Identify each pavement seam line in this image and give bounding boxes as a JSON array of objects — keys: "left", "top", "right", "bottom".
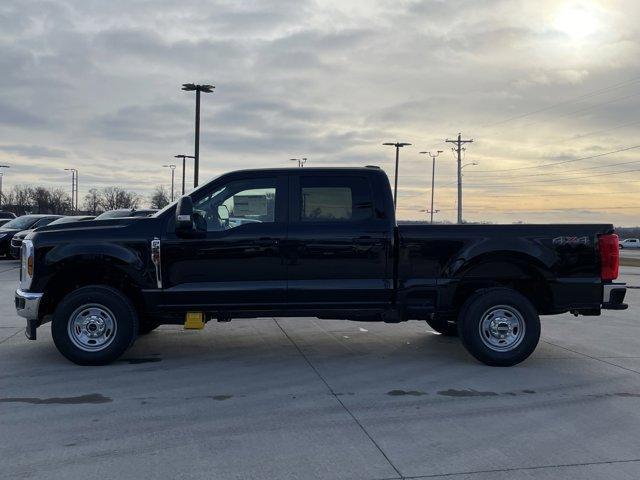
[
  {"left": 542, "top": 338, "right": 640, "bottom": 375},
  {"left": 0, "top": 328, "right": 23, "bottom": 345},
  {"left": 272, "top": 318, "right": 404, "bottom": 480},
  {"left": 395, "top": 457, "right": 640, "bottom": 479}
]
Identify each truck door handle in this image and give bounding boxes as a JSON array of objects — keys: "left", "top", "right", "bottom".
[
  {"left": 257, "top": 237, "right": 279, "bottom": 247},
  {"left": 353, "top": 236, "right": 372, "bottom": 245}
]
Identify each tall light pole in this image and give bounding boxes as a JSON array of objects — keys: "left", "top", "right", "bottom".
[
  {"left": 419, "top": 150, "right": 443, "bottom": 224},
  {"left": 383, "top": 142, "right": 411, "bottom": 211},
  {"left": 182, "top": 83, "right": 214, "bottom": 188},
  {"left": 289, "top": 158, "right": 307, "bottom": 167},
  {"left": 163, "top": 164, "right": 176, "bottom": 201},
  {"left": 0, "top": 165, "right": 9, "bottom": 208},
  {"left": 174, "top": 154, "right": 195, "bottom": 195},
  {"left": 64, "top": 168, "right": 78, "bottom": 213},
  {"left": 446, "top": 133, "right": 473, "bottom": 224}
]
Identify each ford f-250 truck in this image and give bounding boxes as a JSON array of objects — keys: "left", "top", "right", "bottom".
[{"left": 15, "top": 167, "right": 627, "bottom": 366}]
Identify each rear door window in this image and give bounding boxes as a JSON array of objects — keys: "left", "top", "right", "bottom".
[{"left": 299, "top": 176, "right": 374, "bottom": 222}]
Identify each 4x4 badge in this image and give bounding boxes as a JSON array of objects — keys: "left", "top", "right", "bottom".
[{"left": 553, "top": 236, "right": 589, "bottom": 246}]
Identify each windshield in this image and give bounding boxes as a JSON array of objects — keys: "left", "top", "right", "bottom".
[
  {"left": 2, "top": 216, "right": 38, "bottom": 230},
  {"left": 95, "top": 210, "right": 132, "bottom": 220}
]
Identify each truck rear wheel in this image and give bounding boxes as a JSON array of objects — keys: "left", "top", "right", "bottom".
[
  {"left": 426, "top": 314, "right": 458, "bottom": 336},
  {"left": 51, "top": 286, "right": 138, "bottom": 365},
  {"left": 457, "top": 287, "right": 540, "bottom": 367}
]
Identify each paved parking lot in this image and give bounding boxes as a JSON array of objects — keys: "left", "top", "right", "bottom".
[{"left": 1, "top": 260, "right": 639, "bottom": 480}]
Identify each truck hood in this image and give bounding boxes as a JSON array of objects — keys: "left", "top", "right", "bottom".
[{"left": 32, "top": 216, "right": 158, "bottom": 235}]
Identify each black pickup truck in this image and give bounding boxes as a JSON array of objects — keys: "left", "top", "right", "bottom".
[{"left": 15, "top": 167, "right": 627, "bottom": 366}]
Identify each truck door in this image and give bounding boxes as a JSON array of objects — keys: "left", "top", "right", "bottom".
[
  {"left": 285, "top": 172, "right": 393, "bottom": 309},
  {"left": 160, "top": 173, "right": 288, "bottom": 310}
]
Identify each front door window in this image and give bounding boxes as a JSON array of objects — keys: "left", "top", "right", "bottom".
[{"left": 193, "top": 178, "right": 277, "bottom": 232}]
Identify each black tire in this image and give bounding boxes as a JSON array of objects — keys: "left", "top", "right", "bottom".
[
  {"left": 52, "top": 285, "right": 138, "bottom": 365},
  {"left": 426, "top": 314, "right": 458, "bottom": 336},
  {"left": 457, "top": 287, "right": 540, "bottom": 367},
  {"left": 138, "top": 320, "right": 161, "bottom": 335}
]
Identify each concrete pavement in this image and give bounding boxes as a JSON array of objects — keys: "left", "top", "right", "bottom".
[{"left": 1, "top": 259, "right": 639, "bottom": 479}]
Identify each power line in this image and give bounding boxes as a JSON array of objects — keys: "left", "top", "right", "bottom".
[
  {"left": 471, "top": 158, "right": 640, "bottom": 179},
  {"left": 464, "top": 167, "right": 640, "bottom": 187},
  {"left": 519, "top": 91, "right": 640, "bottom": 129},
  {"left": 561, "top": 119, "right": 640, "bottom": 142},
  {"left": 481, "top": 76, "right": 640, "bottom": 128},
  {"left": 473, "top": 144, "right": 640, "bottom": 173},
  {"left": 463, "top": 205, "right": 640, "bottom": 212},
  {"left": 482, "top": 190, "right": 640, "bottom": 198}
]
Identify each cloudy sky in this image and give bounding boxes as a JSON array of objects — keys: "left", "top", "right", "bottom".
[{"left": 1, "top": 0, "right": 639, "bottom": 224}]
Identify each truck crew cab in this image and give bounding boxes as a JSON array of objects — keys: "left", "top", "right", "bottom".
[{"left": 16, "top": 167, "right": 627, "bottom": 366}]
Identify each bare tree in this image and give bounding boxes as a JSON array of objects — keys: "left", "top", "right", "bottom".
[
  {"left": 11, "top": 185, "right": 34, "bottom": 214},
  {"left": 149, "top": 185, "right": 170, "bottom": 209},
  {"left": 49, "top": 188, "right": 72, "bottom": 214},
  {"left": 83, "top": 188, "right": 103, "bottom": 215},
  {"left": 99, "top": 187, "right": 140, "bottom": 211}
]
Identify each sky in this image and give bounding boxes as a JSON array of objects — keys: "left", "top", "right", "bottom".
[{"left": 1, "top": 0, "right": 639, "bottom": 224}]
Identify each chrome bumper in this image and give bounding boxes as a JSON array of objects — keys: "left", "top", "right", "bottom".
[
  {"left": 15, "top": 289, "right": 42, "bottom": 320},
  {"left": 602, "top": 283, "right": 628, "bottom": 310}
]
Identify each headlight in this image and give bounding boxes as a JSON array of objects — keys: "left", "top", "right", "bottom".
[{"left": 20, "top": 239, "right": 34, "bottom": 290}]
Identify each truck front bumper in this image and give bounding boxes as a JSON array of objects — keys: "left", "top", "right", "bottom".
[
  {"left": 602, "top": 283, "right": 628, "bottom": 310},
  {"left": 15, "top": 289, "right": 43, "bottom": 340}
]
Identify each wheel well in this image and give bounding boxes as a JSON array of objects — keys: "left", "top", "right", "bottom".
[
  {"left": 40, "top": 264, "right": 145, "bottom": 320},
  {"left": 451, "top": 256, "right": 554, "bottom": 316},
  {"left": 453, "top": 277, "right": 553, "bottom": 315}
]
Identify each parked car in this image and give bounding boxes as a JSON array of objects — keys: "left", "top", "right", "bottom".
[
  {"left": 95, "top": 208, "right": 157, "bottom": 220},
  {"left": 619, "top": 238, "right": 640, "bottom": 249},
  {"left": 0, "top": 219, "right": 12, "bottom": 227},
  {"left": 0, "top": 215, "right": 62, "bottom": 257},
  {"left": 47, "top": 215, "right": 95, "bottom": 225},
  {"left": 15, "top": 167, "right": 627, "bottom": 366},
  {"left": 0, "top": 211, "right": 16, "bottom": 219},
  {"left": 10, "top": 215, "right": 94, "bottom": 258}
]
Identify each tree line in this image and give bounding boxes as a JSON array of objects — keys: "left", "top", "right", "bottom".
[{"left": 1, "top": 185, "right": 171, "bottom": 215}]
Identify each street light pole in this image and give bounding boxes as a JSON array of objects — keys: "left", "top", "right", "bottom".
[
  {"left": 64, "top": 168, "right": 78, "bottom": 213},
  {"left": 383, "top": 142, "right": 411, "bottom": 211},
  {"left": 182, "top": 83, "right": 214, "bottom": 188},
  {"left": 289, "top": 158, "right": 307, "bottom": 167},
  {"left": 163, "top": 164, "right": 176, "bottom": 201},
  {"left": 419, "top": 150, "right": 443, "bottom": 224},
  {"left": 174, "top": 154, "right": 195, "bottom": 195},
  {"left": 0, "top": 165, "right": 9, "bottom": 208}
]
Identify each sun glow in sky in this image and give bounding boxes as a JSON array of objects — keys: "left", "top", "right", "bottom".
[
  {"left": 0, "top": 0, "right": 639, "bottom": 225},
  {"left": 553, "top": 2, "right": 600, "bottom": 39}
]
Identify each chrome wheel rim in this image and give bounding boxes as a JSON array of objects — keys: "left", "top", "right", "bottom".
[
  {"left": 479, "top": 305, "right": 525, "bottom": 352},
  {"left": 67, "top": 304, "right": 117, "bottom": 352}
]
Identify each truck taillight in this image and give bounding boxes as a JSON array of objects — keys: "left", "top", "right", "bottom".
[{"left": 598, "top": 233, "right": 619, "bottom": 281}]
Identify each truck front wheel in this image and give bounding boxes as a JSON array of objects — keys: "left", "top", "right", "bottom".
[
  {"left": 457, "top": 288, "right": 540, "bottom": 367},
  {"left": 51, "top": 286, "right": 139, "bottom": 365}
]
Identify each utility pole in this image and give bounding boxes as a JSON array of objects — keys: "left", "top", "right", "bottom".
[
  {"left": 163, "top": 164, "right": 176, "bottom": 201},
  {"left": 182, "top": 83, "right": 214, "bottom": 188},
  {"left": 383, "top": 142, "right": 411, "bottom": 211},
  {"left": 0, "top": 165, "right": 9, "bottom": 208},
  {"left": 174, "top": 154, "right": 195, "bottom": 195},
  {"left": 446, "top": 133, "right": 473, "bottom": 224},
  {"left": 419, "top": 150, "right": 442, "bottom": 224},
  {"left": 289, "top": 158, "right": 307, "bottom": 167}
]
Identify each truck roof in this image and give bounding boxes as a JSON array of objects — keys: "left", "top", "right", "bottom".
[{"left": 215, "top": 166, "right": 385, "bottom": 176}]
